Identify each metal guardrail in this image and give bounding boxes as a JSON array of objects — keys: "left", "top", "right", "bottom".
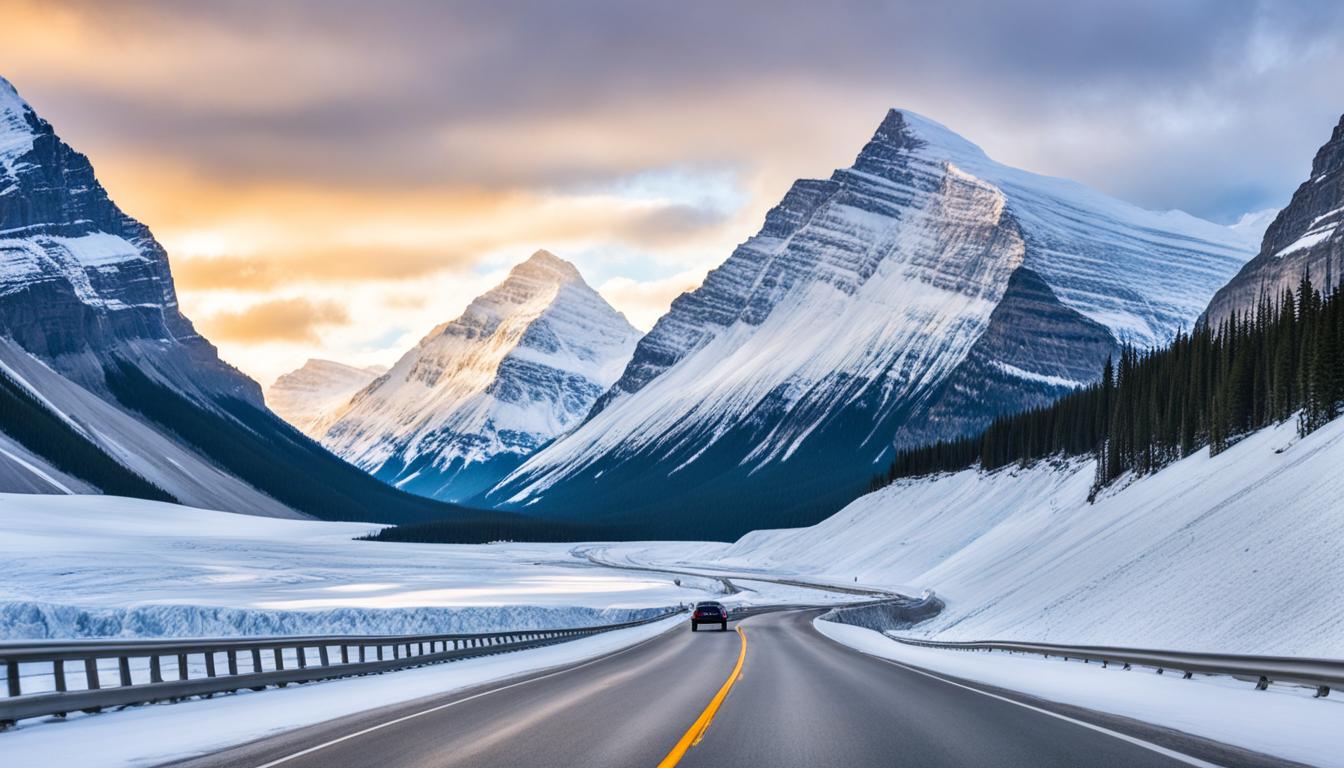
[
  {"left": 0, "top": 610, "right": 683, "bottom": 726},
  {"left": 886, "top": 635, "right": 1341, "bottom": 698}
]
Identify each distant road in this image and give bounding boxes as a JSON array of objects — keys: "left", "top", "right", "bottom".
[
  {"left": 581, "top": 548, "right": 896, "bottom": 597},
  {"left": 170, "top": 610, "right": 1297, "bottom": 768}
]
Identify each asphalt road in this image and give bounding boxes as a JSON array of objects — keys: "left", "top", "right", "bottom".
[{"left": 170, "top": 610, "right": 1301, "bottom": 768}]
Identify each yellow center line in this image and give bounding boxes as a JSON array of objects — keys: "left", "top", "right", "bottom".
[{"left": 657, "top": 625, "right": 748, "bottom": 767}]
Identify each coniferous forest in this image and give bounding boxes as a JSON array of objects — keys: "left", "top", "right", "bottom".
[
  {"left": 0, "top": 366, "right": 177, "bottom": 501},
  {"left": 874, "top": 275, "right": 1344, "bottom": 494}
]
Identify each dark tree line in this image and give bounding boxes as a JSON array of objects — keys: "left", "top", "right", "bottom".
[
  {"left": 0, "top": 366, "right": 177, "bottom": 501},
  {"left": 873, "top": 274, "right": 1344, "bottom": 494}
]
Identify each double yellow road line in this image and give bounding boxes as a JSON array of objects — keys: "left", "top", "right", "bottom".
[{"left": 657, "top": 626, "right": 748, "bottom": 767}]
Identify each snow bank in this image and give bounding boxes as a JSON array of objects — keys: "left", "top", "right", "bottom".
[
  {"left": 637, "top": 416, "right": 1344, "bottom": 657},
  {"left": 817, "top": 621, "right": 1344, "bottom": 768},
  {"left": 0, "top": 601, "right": 665, "bottom": 640}
]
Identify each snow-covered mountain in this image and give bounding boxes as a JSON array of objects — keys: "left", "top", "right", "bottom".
[
  {"left": 1204, "top": 112, "right": 1344, "bottom": 327},
  {"left": 0, "top": 74, "right": 522, "bottom": 530},
  {"left": 488, "top": 109, "right": 1256, "bottom": 538},
  {"left": 0, "top": 77, "right": 254, "bottom": 402},
  {"left": 308, "top": 251, "right": 641, "bottom": 502},
  {"left": 266, "top": 359, "right": 386, "bottom": 433}
]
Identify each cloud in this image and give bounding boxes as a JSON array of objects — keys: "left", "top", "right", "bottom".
[
  {"left": 10, "top": 0, "right": 1342, "bottom": 217},
  {"left": 198, "top": 298, "right": 350, "bottom": 343},
  {"left": 598, "top": 268, "right": 709, "bottom": 331},
  {"left": 6, "top": 0, "right": 1344, "bottom": 381}
]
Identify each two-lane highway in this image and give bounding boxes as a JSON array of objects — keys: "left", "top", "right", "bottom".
[{"left": 171, "top": 610, "right": 1298, "bottom": 768}]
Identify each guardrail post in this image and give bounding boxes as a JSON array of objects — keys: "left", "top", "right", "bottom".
[
  {"left": 251, "top": 648, "right": 262, "bottom": 673},
  {"left": 296, "top": 647, "right": 307, "bottom": 669},
  {"left": 359, "top": 645, "right": 366, "bottom": 663},
  {"left": 84, "top": 658, "right": 100, "bottom": 690},
  {"left": 392, "top": 644, "right": 400, "bottom": 660},
  {"left": 178, "top": 653, "right": 189, "bottom": 681},
  {"left": 376, "top": 645, "right": 384, "bottom": 661},
  {"left": 227, "top": 650, "right": 239, "bottom": 676},
  {"left": 150, "top": 655, "right": 163, "bottom": 683},
  {"left": 118, "top": 657, "right": 131, "bottom": 687},
  {"left": 319, "top": 646, "right": 330, "bottom": 667},
  {"left": 5, "top": 660, "right": 18, "bottom": 697},
  {"left": 274, "top": 648, "right": 284, "bottom": 671},
  {"left": 52, "top": 659, "right": 67, "bottom": 692},
  {"left": 341, "top": 645, "right": 349, "bottom": 664},
  {"left": 205, "top": 652, "right": 217, "bottom": 678}
]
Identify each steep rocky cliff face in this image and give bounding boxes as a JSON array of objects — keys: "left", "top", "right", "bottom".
[
  {"left": 1204, "top": 113, "right": 1344, "bottom": 326},
  {"left": 487, "top": 110, "right": 1254, "bottom": 539},
  {"left": 0, "top": 77, "right": 255, "bottom": 402},
  {"left": 307, "top": 251, "right": 641, "bottom": 502}
]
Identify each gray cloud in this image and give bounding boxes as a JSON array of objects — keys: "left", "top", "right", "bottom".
[{"left": 14, "top": 0, "right": 1344, "bottom": 220}]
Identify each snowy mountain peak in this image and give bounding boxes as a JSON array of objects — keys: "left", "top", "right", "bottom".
[
  {"left": 512, "top": 249, "right": 583, "bottom": 284},
  {"left": 488, "top": 108, "right": 1256, "bottom": 537},
  {"left": 265, "top": 359, "right": 387, "bottom": 434},
  {"left": 295, "top": 251, "right": 642, "bottom": 502},
  {"left": 0, "top": 76, "right": 38, "bottom": 164},
  {"left": 867, "top": 109, "right": 991, "bottom": 163}
]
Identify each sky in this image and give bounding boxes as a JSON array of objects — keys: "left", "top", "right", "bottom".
[{"left": 2, "top": 0, "right": 1343, "bottom": 384}]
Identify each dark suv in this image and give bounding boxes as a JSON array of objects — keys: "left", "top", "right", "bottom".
[{"left": 691, "top": 601, "right": 728, "bottom": 631}]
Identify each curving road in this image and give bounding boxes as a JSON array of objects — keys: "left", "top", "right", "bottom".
[{"left": 169, "top": 610, "right": 1298, "bottom": 768}]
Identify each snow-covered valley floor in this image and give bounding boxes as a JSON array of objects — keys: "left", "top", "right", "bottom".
[{"left": 0, "top": 495, "right": 831, "bottom": 640}]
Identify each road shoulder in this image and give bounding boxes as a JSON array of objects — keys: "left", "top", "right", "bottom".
[{"left": 814, "top": 619, "right": 1330, "bottom": 768}]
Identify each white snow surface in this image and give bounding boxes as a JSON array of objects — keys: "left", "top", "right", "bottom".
[
  {"left": 1275, "top": 225, "right": 1337, "bottom": 259},
  {"left": 612, "top": 415, "right": 1344, "bottom": 657},
  {"left": 312, "top": 250, "right": 641, "bottom": 484},
  {"left": 264, "top": 358, "right": 385, "bottom": 433},
  {"left": 1228, "top": 207, "right": 1280, "bottom": 249},
  {"left": 0, "top": 494, "right": 766, "bottom": 640},
  {"left": 1, "top": 614, "right": 685, "bottom": 767},
  {"left": 818, "top": 621, "right": 1344, "bottom": 768},
  {"left": 0, "top": 76, "right": 35, "bottom": 175},
  {"left": 0, "top": 234, "right": 148, "bottom": 306}
]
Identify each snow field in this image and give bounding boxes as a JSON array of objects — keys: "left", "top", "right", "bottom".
[{"left": 0, "top": 495, "right": 754, "bottom": 641}]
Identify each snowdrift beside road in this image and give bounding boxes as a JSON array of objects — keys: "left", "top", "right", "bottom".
[{"left": 625, "top": 415, "right": 1344, "bottom": 657}]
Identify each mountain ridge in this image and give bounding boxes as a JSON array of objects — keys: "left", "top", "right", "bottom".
[
  {"left": 1204, "top": 112, "right": 1344, "bottom": 326},
  {"left": 485, "top": 108, "right": 1255, "bottom": 538},
  {"left": 297, "top": 249, "right": 642, "bottom": 502}
]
